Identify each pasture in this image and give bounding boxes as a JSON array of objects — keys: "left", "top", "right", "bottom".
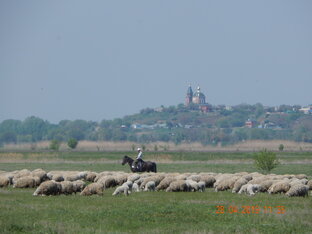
[{"left": 0, "top": 151, "right": 311, "bottom": 233}]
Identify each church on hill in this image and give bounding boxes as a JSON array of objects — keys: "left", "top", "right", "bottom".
[{"left": 185, "top": 85, "right": 210, "bottom": 112}]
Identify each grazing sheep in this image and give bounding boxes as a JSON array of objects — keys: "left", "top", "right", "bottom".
[
  {"left": 268, "top": 181, "right": 291, "bottom": 194},
  {"left": 97, "top": 176, "right": 117, "bottom": 189},
  {"left": 232, "top": 178, "right": 248, "bottom": 193},
  {"left": 286, "top": 184, "right": 309, "bottom": 197},
  {"left": 294, "top": 174, "right": 307, "bottom": 180},
  {"left": 199, "top": 175, "right": 216, "bottom": 188},
  {"left": 307, "top": 180, "right": 312, "bottom": 190},
  {"left": 112, "top": 184, "right": 129, "bottom": 196},
  {"left": 72, "top": 180, "right": 86, "bottom": 193},
  {"left": 238, "top": 184, "right": 261, "bottom": 196},
  {"left": 115, "top": 174, "right": 128, "bottom": 185},
  {"left": 156, "top": 177, "right": 177, "bottom": 191},
  {"left": 122, "top": 181, "right": 133, "bottom": 191},
  {"left": 31, "top": 169, "right": 48, "bottom": 183},
  {"left": 85, "top": 172, "right": 98, "bottom": 182},
  {"left": 198, "top": 181, "right": 206, "bottom": 192},
  {"left": 33, "top": 181, "right": 61, "bottom": 196},
  {"left": 51, "top": 174, "right": 64, "bottom": 182},
  {"left": 132, "top": 182, "right": 140, "bottom": 192},
  {"left": 80, "top": 183, "right": 104, "bottom": 196},
  {"left": 140, "top": 175, "right": 165, "bottom": 190},
  {"left": 60, "top": 181, "right": 75, "bottom": 195},
  {"left": 144, "top": 181, "right": 156, "bottom": 192},
  {"left": 127, "top": 174, "right": 140, "bottom": 182},
  {"left": 187, "top": 175, "right": 201, "bottom": 182},
  {"left": 215, "top": 176, "right": 240, "bottom": 192},
  {"left": 166, "top": 180, "right": 189, "bottom": 192},
  {"left": 0, "top": 176, "right": 11, "bottom": 187},
  {"left": 259, "top": 180, "right": 275, "bottom": 192},
  {"left": 13, "top": 176, "right": 36, "bottom": 188},
  {"left": 186, "top": 180, "right": 199, "bottom": 192}
]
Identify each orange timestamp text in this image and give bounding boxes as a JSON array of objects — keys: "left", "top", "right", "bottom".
[{"left": 215, "top": 205, "right": 286, "bottom": 214}]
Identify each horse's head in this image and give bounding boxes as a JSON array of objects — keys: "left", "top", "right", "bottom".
[{"left": 121, "top": 155, "right": 129, "bottom": 165}]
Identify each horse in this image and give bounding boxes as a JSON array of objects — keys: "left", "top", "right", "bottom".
[{"left": 121, "top": 155, "right": 157, "bottom": 173}]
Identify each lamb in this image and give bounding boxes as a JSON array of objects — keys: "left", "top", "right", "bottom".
[
  {"left": 238, "top": 184, "right": 261, "bottom": 196},
  {"left": 186, "top": 180, "right": 199, "bottom": 192},
  {"left": 232, "top": 178, "right": 248, "bottom": 193},
  {"left": 122, "top": 181, "right": 133, "bottom": 191},
  {"left": 132, "top": 182, "right": 140, "bottom": 192},
  {"left": 112, "top": 184, "right": 130, "bottom": 196},
  {"left": 144, "top": 181, "right": 156, "bottom": 192},
  {"left": 286, "top": 184, "right": 309, "bottom": 197},
  {"left": 33, "top": 180, "right": 61, "bottom": 196},
  {"left": 268, "top": 181, "right": 291, "bottom": 194},
  {"left": 166, "top": 180, "right": 189, "bottom": 192},
  {"left": 80, "top": 183, "right": 104, "bottom": 196},
  {"left": 198, "top": 181, "right": 206, "bottom": 192},
  {"left": 13, "top": 176, "right": 36, "bottom": 188}
]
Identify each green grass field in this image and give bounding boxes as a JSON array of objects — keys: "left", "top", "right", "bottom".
[{"left": 0, "top": 151, "right": 311, "bottom": 233}]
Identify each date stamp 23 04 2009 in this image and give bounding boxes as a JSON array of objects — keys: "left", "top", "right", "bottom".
[{"left": 215, "top": 205, "right": 286, "bottom": 214}]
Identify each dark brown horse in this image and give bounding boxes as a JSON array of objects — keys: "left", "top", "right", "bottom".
[{"left": 122, "top": 155, "right": 157, "bottom": 173}]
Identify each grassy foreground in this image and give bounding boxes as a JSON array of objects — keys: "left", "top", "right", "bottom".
[{"left": 0, "top": 151, "right": 311, "bottom": 233}]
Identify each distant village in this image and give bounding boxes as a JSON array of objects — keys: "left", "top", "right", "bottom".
[{"left": 131, "top": 84, "right": 312, "bottom": 130}]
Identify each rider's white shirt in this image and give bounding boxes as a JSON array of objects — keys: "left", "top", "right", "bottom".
[{"left": 137, "top": 151, "right": 143, "bottom": 160}]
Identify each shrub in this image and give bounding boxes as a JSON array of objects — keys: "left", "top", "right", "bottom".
[
  {"left": 50, "top": 140, "right": 60, "bottom": 151},
  {"left": 254, "top": 149, "right": 279, "bottom": 173},
  {"left": 279, "top": 144, "right": 284, "bottom": 151},
  {"left": 67, "top": 138, "right": 78, "bottom": 149}
]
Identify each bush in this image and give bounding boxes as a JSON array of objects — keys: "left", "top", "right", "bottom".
[
  {"left": 67, "top": 138, "right": 78, "bottom": 149},
  {"left": 50, "top": 140, "right": 60, "bottom": 151},
  {"left": 279, "top": 144, "right": 284, "bottom": 151},
  {"left": 254, "top": 149, "right": 279, "bottom": 173}
]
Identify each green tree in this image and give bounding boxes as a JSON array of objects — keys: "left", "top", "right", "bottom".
[
  {"left": 67, "top": 138, "right": 78, "bottom": 149},
  {"left": 254, "top": 149, "right": 279, "bottom": 173},
  {"left": 50, "top": 140, "right": 61, "bottom": 151}
]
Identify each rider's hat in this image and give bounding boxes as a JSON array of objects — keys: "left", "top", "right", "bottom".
[{"left": 137, "top": 148, "right": 141, "bottom": 151}]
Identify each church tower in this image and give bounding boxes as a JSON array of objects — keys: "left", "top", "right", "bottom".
[
  {"left": 192, "top": 86, "right": 206, "bottom": 104},
  {"left": 185, "top": 85, "right": 193, "bottom": 106}
]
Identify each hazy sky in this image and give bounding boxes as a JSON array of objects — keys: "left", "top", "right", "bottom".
[{"left": 1, "top": 1, "right": 311, "bottom": 123}]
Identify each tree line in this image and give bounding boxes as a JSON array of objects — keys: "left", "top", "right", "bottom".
[{"left": 0, "top": 103, "right": 312, "bottom": 146}]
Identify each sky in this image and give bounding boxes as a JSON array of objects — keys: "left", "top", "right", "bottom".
[{"left": 1, "top": 1, "right": 311, "bottom": 123}]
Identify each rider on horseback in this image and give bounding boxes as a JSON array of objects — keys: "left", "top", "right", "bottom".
[{"left": 133, "top": 148, "right": 143, "bottom": 171}]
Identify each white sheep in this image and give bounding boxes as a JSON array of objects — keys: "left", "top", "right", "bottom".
[
  {"left": 132, "top": 182, "right": 140, "bottom": 192},
  {"left": 112, "top": 184, "right": 129, "bottom": 196},
  {"left": 232, "top": 178, "right": 248, "bottom": 193},
  {"left": 238, "top": 184, "right": 261, "bottom": 196},
  {"left": 144, "top": 181, "right": 156, "bottom": 192}
]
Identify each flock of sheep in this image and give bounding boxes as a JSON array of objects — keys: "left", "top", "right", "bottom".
[{"left": 0, "top": 169, "right": 311, "bottom": 197}]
